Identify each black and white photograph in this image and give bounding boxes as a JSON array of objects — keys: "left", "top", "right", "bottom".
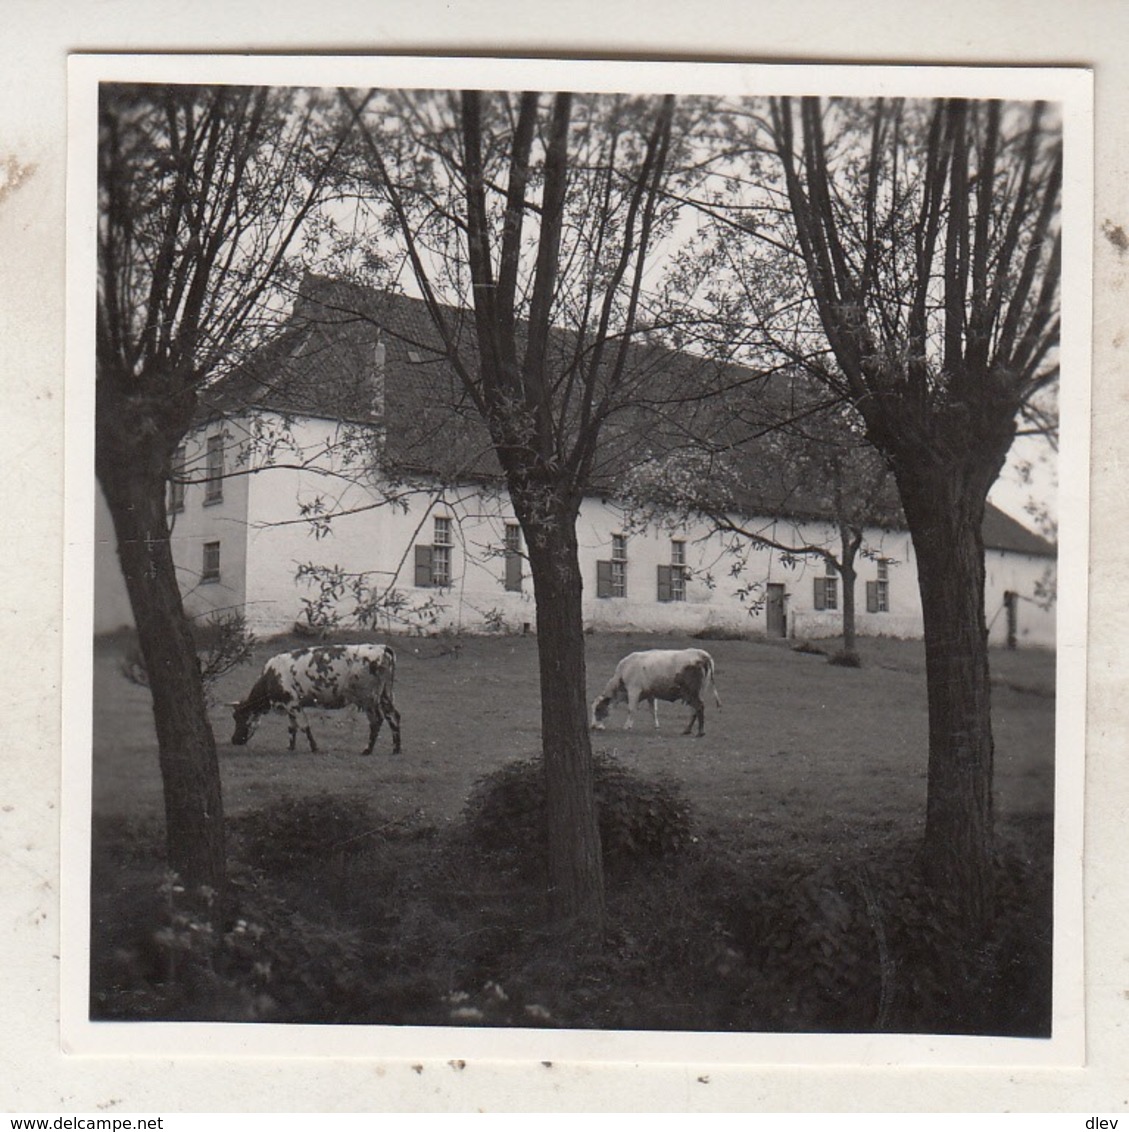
[
  {"left": 60, "top": 55, "right": 1089, "bottom": 1069},
  {"left": 1, "top": 0, "right": 1127, "bottom": 1110}
]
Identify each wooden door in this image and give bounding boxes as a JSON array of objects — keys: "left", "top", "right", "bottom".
[{"left": 766, "top": 583, "right": 787, "bottom": 638}]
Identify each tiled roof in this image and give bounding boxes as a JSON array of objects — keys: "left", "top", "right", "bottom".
[
  {"left": 982, "top": 503, "right": 1056, "bottom": 557},
  {"left": 202, "top": 276, "right": 498, "bottom": 481},
  {"left": 205, "top": 273, "right": 1055, "bottom": 559}
]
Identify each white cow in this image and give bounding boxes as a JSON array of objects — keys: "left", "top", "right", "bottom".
[
  {"left": 231, "top": 643, "right": 401, "bottom": 756},
  {"left": 590, "top": 648, "right": 721, "bottom": 737}
]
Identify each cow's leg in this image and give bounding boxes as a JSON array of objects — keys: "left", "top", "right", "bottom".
[
  {"left": 650, "top": 697, "right": 660, "bottom": 729},
  {"left": 683, "top": 694, "right": 705, "bottom": 736},
  {"left": 624, "top": 688, "right": 640, "bottom": 730},
  {"left": 361, "top": 704, "right": 382, "bottom": 756},
  {"left": 361, "top": 693, "right": 401, "bottom": 756},
  {"left": 286, "top": 710, "right": 299, "bottom": 751},
  {"left": 384, "top": 695, "right": 402, "bottom": 754},
  {"left": 296, "top": 708, "right": 318, "bottom": 752}
]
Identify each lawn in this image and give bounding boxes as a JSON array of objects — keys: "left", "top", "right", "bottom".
[
  {"left": 88, "top": 629, "right": 1057, "bottom": 1035},
  {"left": 92, "top": 629, "right": 1055, "bottom": 837}
]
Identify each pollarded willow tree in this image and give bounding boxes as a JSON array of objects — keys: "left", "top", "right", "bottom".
[
  {"left": 749, "top": 96, "right": 1062, "bottom": 935},
  {"left": 97, "top": 84, "right": 359, "bottom": 894},
  {"left": 336, "top": 88, "right": 725, "bottom": 937}
]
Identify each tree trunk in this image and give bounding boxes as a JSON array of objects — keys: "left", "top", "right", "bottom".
[
  {"left": 522, "top": 508, "right": 606, "bottom": 943},
  {"left": 96, "top": 445, "right": 226, "bottom": 900},
  {"left": 840, "top": 553, "right": 858, "bottom": 658},
  {"left": 897, "top": 468, "right": 996, "bottom": 937}
]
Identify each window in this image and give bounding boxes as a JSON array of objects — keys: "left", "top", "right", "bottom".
[
  {"left": 596, "top": 534, "right": 628, "bottom": 599},
  {"left": 204, "top": 435, "right": 224, "bottom": 504},
  {"left": 504, "top": 523, "right": 523, "bottom": 592},
  {"left": 415, "top": 516, "right": 453, "bottom": 588},
  {"left": 813, "top": 559, "right": 838, "bottom": 611},
  {"left": 876, "top": 559, "right": 890, "bottom": 611},
  {"left": 866, "top": 558, "right": 890, "bottom": 613},
  {"left": 671, "top": 539, "right": 687, "bottom": 602},
  {"left": 168, "top": 445, "right": 186, "bottom": 513},
  {"left": 202, "top": 541, "right": 221, "bottom": 583},
  {"left": 658, "top": 539, "right": 687, "bottom": 602},
  {"left": 611, "top": 534, "right": 627, "bottom": 597},
  {"left": 432, "top": 517, "right": 452, "bottom": 586}
]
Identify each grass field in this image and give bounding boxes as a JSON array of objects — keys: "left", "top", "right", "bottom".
[
  {"left": 93, "top": 629, "right": 1054, "bottom": 834},
  {"left": 89, "top": 629, "right": 1057, "bottom": 1034}
]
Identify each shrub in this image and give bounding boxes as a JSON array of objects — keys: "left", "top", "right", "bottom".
[
  {"left": 792, "top": 640, "right": 827, "bottom": 657},
  {"left": 726, "top": 859, "right": 883, "bottom": 1031},
  {"left": 828, "top": 649, "right": 862, "bottom": 668},
  {"left": 692, "top": 625, "right": 747, "bottom": 641},
  {"left": 193, "top": 611, "right": 257, "bottom": 685},
  {"left": 92, "top": 810, "right": 164, "bottom": 850},
  {"left": 481, "top": 607, "right": 508, "bottom": 633},
  {"left": 116, "top": 611, "right": 256, "bottom": 691},
  {"left": 230, "top": 792, "right": 381, "bottom": 873},
  {"left": 724, "top": 834, "right": 1053, "bottom": 1034},
  {"left": 90, "top": 814, "right": 1051, "bottom": 1033},
  {"left": 462, "top": 753, "right": 694, "bottom": 873},
  {"left": 91, "top": 867, "right": 375, "bottom": 1023}
]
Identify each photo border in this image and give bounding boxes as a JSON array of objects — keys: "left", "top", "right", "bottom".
[{"left": 62, "top": 52, "right": 1092, "bottom": 1067}]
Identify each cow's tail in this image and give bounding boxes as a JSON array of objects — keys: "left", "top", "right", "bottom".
[
  {"left": 383, "top": 645, "right": 397, "bottom": 693},
  {"left": 705, "top": 656, "right": 721, "bottom": 708}
]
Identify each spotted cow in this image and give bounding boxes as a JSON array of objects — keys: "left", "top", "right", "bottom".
[
  {"left": 230, "top": 644, "right": 401, "bottom": 756},
  {"left": 591, "top": 647, "right": 721, "bottom": 737}
]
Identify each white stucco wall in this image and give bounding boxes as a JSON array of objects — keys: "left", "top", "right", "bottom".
[
  {"left": 984, "top": 545, "right": 1057, "bottom": 648},
  {"left": 207, "top": 412, "right": 539, "bottom": 636},
  {"left": 576, "top": 503, "right": 925, "bottom": 641},
  {"left": 141, "top": 410, "right": 1057, "bottom": 650},
  {"left": 168, "top": 426, "right": 251, "bottom": 627},
  {"left": 93, "top": 440, "right": 253, "bottom": 636}
]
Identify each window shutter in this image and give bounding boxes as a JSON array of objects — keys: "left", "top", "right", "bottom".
[
  {"left": 596, "top": 560, "right": 612, "bottom": 598},
  {"left": 657, "top": 564, "right": 672, "bottom": 602},
  {"left": 505, "top": 551, "right": 522, "bottom": 592},
  {"left": 813, "top": 577, "right": 826, "bottom": 611},
  {"left": 415, "top": 544, "right": 434, "bottom": 587},
  {"left": 866, "top": 580, "right": 879, "bottom": 613}
]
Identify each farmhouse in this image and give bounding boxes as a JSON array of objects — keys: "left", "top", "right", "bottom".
[{"left": 93, "top": 275, "right": 1056, "bottom": 647}]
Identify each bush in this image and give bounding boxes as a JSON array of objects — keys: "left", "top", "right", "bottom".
[
  {"left": 462, "top": 753, "right": 694, "bottom": 873},
  {"left": 724, "top": 834, "right": 1053, "bottom": 1034},
  {"left": 193, "top": 611, "right": 257, "bottom": 686},
  {"left": 90, "top": 757, "right": 1051, "bottom": 1035},
  {"left": 230, "top": 792, "right": 381, "bottom": 873},
  {"left": 116, "top": 611, "right": 256, "bottom": 691},
  {"left": 692, "top": 625, "right": 747, "bottom": 641},
  {"left": 91, "top": 868, "right": 375, "bottom": 1023},
  {"left": 828, "top": 649, "right": 862, "bottom": 668},
  {"left": 792, "top": 640, "right": 827, "bottom": 657}
]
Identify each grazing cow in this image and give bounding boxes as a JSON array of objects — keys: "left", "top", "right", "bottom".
[
  {"left": 591, "top": 647, "right": 721, "bottom": 737},
  {"left": 230, "top": 644, "right": 401, "bottom": 756}
]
